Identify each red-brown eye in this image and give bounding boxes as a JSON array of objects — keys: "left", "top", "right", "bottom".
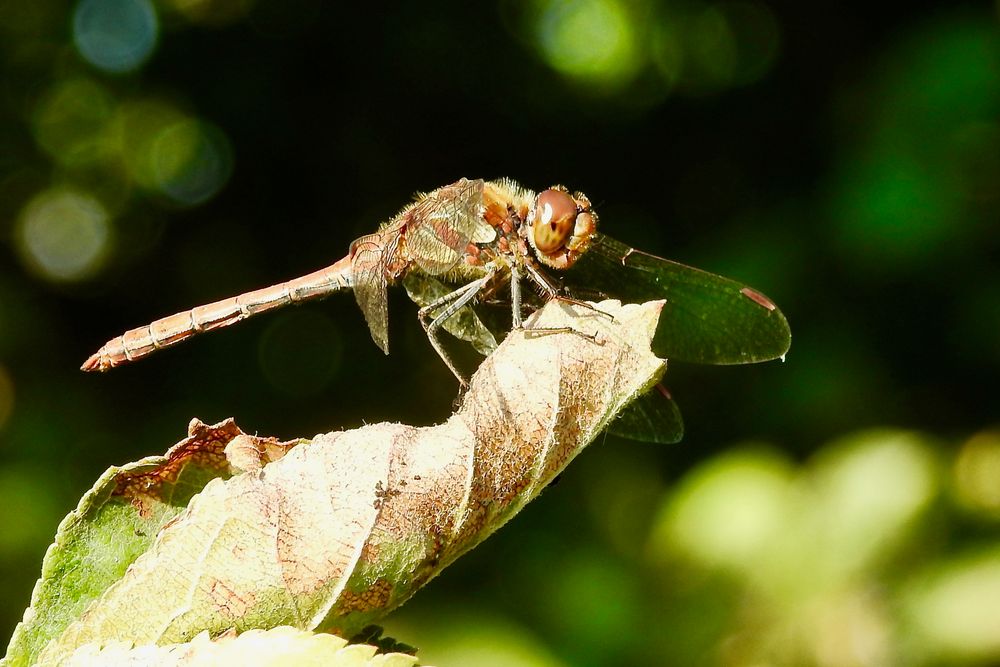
[{"left": 533, "top": 189, "right": 578, "bottom": 253}]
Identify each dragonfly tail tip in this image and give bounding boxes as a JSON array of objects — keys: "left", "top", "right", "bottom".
[{"left": 80, "top": 352, "right": 105, "bottom": 372}]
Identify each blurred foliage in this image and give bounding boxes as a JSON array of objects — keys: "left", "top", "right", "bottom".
[
  {"left": 1, "top": 0, "right": 999, "bottom": 665},
  {"left": 386, "top": 428, "right": 1000, "bottom": 666}
]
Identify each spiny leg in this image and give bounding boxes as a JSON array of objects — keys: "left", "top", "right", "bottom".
[
  {"left": 418, "top": 268, "right": 497, "bottom": 386},
  {"left": 507, "top": 262, "right": 582, "bottom": 339},
  {"left": 521, "top": 258, "right": 614, "bottom": 320},
  {"left": 517, "top": 259, "right": 609, "bottom": 343},
  {"left": 510, "top": 262, "right": 524, "bottom": 329}
]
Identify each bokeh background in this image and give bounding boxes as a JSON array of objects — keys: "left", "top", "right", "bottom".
[{"left": 2, "top": 0, "right": 1000, "bottom": 664}]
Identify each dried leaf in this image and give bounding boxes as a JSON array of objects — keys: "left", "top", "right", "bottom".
[{"left": 3, "top": 299, "right": 666, "bottom": 667}]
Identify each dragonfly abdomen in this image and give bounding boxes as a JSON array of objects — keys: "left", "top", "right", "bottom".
[{"left": 82, "top": 256, "right": 354, "bottom": 372}]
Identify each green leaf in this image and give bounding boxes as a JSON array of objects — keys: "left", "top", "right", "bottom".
[{"left": 1, "top": 419, "right": 264, "bottom": 667}]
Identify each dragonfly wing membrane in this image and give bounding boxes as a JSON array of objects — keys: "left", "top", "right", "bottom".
[
  {"left": 402, "top": 272, "right": 499, "bottom": 356},
  {"left": 350, "top": 231, "right": 393, "bottom": 354},
  {"left": 566, "top": 235, "right": 791, "bottom": 365},
  {"left": 608, "top": 386, "right": 684, "bottom": 444},
  {"left": 407, "top": 178, "right": 485, "bottom": 276}
]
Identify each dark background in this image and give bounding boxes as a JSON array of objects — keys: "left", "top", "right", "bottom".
[{"left": 2, "top": 1, "right": 1000, "bottom": 664}]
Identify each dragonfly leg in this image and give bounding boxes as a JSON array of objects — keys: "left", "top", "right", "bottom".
[
  {"left": 514, "top": 259, "right": 607, "bottom": 344},
  {"left": 521, "top": 258, "right": 614, "bottom": 322},
  {"left": 510, "top": 263, "right": 524, "bottom": 329},
  {"left": 521, "top": 257, "right": 561, "bottom": 300},
  {"left": 522, "top": 324, "right": 603, "bottom": 345},
  {"left": 418, "top": 269, "right": 497, "bottom": 386}
]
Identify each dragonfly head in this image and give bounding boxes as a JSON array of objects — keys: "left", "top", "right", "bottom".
[{"left": 526, "top": 186, "right": 598, "bottom": 271}]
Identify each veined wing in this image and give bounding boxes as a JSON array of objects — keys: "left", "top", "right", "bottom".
[
  {"left": 402, "top": 272, "right": 499, "bottom": 356},
  {"left": 349, "top": 179, "right": 486, "bottom": 355},
  {"left": 350, "top": 229, "right": 396, "bottom": 354},
  {"left": 564, "top": 234, "right": 791, "bottom": 364},
  {"left": 608, "top": 384, "right": 684, "bottom": 444},
  {"left": 407, "top": 178, "right": 486, "bottom": 275}
]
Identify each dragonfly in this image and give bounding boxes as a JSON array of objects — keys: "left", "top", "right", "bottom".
[{"left": 83, "top": 177, "right": 790, "bottom": 443}]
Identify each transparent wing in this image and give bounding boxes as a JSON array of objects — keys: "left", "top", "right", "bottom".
[
  {"left": 350, "top": 230, "right": 394, "bottom": 354},
  {"left": 402, "top": 272, "right": 499, "bottom": 356},
  {"left": 563, "top": 234, "right": 791, "bottom": 364},
  {"left": 607, "top": 384, "right": 684, "bottom": 444},
  {"left": 406, "top": 178, "right": 485, "bottom": 276}
]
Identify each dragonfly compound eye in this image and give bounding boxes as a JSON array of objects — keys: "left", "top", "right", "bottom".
[{"left": 533, "top": 189, "right": 578, "bottom": 253}]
